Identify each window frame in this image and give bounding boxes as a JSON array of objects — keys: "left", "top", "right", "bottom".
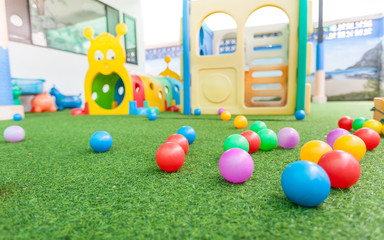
[{"left": 123, "top": 13, "right": 138, "bottom": 65}]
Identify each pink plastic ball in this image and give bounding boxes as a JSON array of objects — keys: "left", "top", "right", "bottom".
[
  {"left": 327, "top": 128, "right": 351, "bottom": 149},
  {"left": 218, "top": 108, "right": 225, "bottom": 115},
  {"left": 277, "top": 127, "right": 300, "bottom": 149},
  {"left": 219, "top": 148, "right": 254, "bottom": 183},
  {"left": 3, "top": 125, "right": 25, "bottom": 143}
]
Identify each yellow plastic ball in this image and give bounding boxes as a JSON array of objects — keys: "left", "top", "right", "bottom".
[
  {"left": 363, "top": 119, "right": 382, "bottom": 134},
  {"left": 300, "top": 140, "right": 332, "bottom": 164},
  {"left": 333, "top": 135, "right": 366, "bottom": 161},
  {"left": 221, "top": 111, "right": 231, "bottom": 121},
  {"left": 234, "top": 115, "right": 248, "bottom": 129}
]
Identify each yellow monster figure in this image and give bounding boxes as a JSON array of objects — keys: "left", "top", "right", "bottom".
[{"left": 83, "top": 23, "right": 133, "bottom": 115}]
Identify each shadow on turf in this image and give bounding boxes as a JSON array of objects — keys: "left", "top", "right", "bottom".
[
  {"left": 0, "top": 186, "right": 16, "bottom": 200},
  {"left": 155, "top": 117, "right": 298, "bottom": 122}
]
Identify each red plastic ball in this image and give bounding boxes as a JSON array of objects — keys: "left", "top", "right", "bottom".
[
  {"left": 338, "top": 116, "right": 353, "bottom": 131},
  {"left": 318, "top": 150, "right": 361, "bottom": 188},
  {"left": 156, "top": 142, "right": 185, "bottom": 172},
  {"left": 241, "top": 130, "right": 261, "bottom": 153},
  {"left": 165, "top": 134, "right": 189, "bottom": 153},
  {"left": 354, "top": 127, "right": 381, "bottom": 150}
]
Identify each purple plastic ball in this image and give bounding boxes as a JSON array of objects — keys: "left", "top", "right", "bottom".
[
  {"left": 3, "top": 125, "right": 25, "bottom": 143},
  {"left": 277, "top": 127, "right": 300, "bottom": 149},
  {"left": 219, "top": 148, "right": 254, "bottom": 183},
  {"left": 327, "top": 128, "right": 351, "bottom": 148},
  {"left": 218, "top": 108, "right": 225, "bottom": 115}
]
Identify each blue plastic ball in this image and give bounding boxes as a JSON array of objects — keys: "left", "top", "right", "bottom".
[
  {"left": 295, "top": 110, "right": 306, "bottom": 120},
  {"left": 148, "top": 112, "right": 157, "bottom": 121},
  {"left": 90, "top": 131, "right": 113, "bottom": 153},
  {"left": 281, "top": 161, "right": 330, "bottom": 207},
  {"left": 194, "top": 108, "right": 201, "bottom": 116},
  {"left": 13, "top": 113, "right": 23, "bottom": 121},
  {"left": 177, "top": 126, "right": 196, "bottom": 144}
]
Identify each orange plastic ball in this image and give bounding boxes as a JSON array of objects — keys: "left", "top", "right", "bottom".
[
  {"left": 300, "top": 140, "right": 332, "bottom": 164},
  {"left": 333, "top": 135, "right": 366, "bottom": 161},
  {"left": 221, "top": 111, "right": 231, "bottom": 121},
  {"left": 234, "top": 115, "right": 248, "bottom": 129},
  {"left": 363, "top": 119, "right": 382, "bottom": 134}
]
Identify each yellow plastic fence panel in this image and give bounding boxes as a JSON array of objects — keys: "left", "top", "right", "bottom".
[
  {"left": 308, "top": 0, "right": 313, "bottom": 35},
  {"left": 190, "top": 0, "right": 299, "bottom": 115},
  {"left": 139, "top": 75, "right": 166, "bottom": 112},
  {"left": 307, "top": 42, "right": 312, "bottom": 76}
]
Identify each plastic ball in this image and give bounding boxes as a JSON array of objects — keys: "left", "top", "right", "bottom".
[
  {"left": 223, "top": 134, "right": 249, "bottom": 152},
  {"left": 13, "top": 113, "right": 23, "bottom": 121},
  {"left": 277, "top": 127, "right": 300, "bottom": 149},
  {"left": 318, "top": 150, "right": 361, "bottom": 188},
  {"left": 354, "top": 128, "right": 380, "bottom": 150},
  {"left": 258, "top": 129, "right": 278, "bottom": 151},
  {"left": 281, "top": 161, "right": 330, "bottom": 207},
  {"left": 90, "top": 131, "right": 113, "bottom": 153},
  {"left": 338, "top": 116, "right": 353, "bottom": 130},
  {"left": 234, "top": 115, "right": 248, "bottom": 129},
  {"left": 352, "top": 117, "right": 367, "bottom": 130},
  {"left": 250, "top": 121, "right": 267, "bottom": 133},
  {"left": 362, "top": 119, "right": 382, "bottom": 134},
  {"left": 3, "top": 125, "right": 25, "bottom": 143},
  {"left": 194, "top": 108, "right": 201, "bottom": 116},
  {"left": 166, "top": 134, "right": 189, "bottom": 154},
  {"left": 148, "top": 112, "right": 157, "bottom": 121},
  {"left": 219, "top": 148, "right": 254, "bottom": 183},
  {"left": 177, "top": 126, "right": 196, "bottom": 144},
  {"left": 326, "top": 128, "right": 351, "bottom": 148},
  {"left": 240, "top": 130, "right": 261, "bottom": 153},
  {"left": 218, "top": 108, "right": 225, "bottom": 115},
  {"left": 333, "top": 135, "right": 366, "bottom": 161},
  {"left": 300, "top": 140, "right": 332, "bottom": 164},
  {"left": 295, "top": 110, "right": 306, "bottom": 120},
  {"left": 220, "top": 111, "right": 231, "bottom": 121},
  {"left": 156, "top": 142, "right": 185, "bottom": 172}
]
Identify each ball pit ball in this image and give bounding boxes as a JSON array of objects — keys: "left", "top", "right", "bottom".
[
  {"left": 354, "top": 128, "right": 380, "bottom": 151},
  {"left": 156, "top": 142, "right": 185, "bottom": 172},
  {"left": 218, "top": 108, "right": 225, "bottom": 115},
  {"left": 148, "top": 112, "right": 157, "bottom": 121},
  {"left": 220, "top": 111, "right": 231, "bottom": 121},
  {"left": 219, "top": 148, "right": 254, "bottom": 183},
  {"left": 295, "top": 110, "right": 306, "bottom": 120},
  {"left": 338, "top": 116, "right": 353, "bottom": 130},
  {"left": 281, "top": 161, "right": 330, "bottom": 207},
  {"left": 13, "top": 113, "right": 23, "bottom": 121},
  {"left": 362, "top": 119, "right": 382, "bottom": 134},
  {"left": 326, "top": 128, "right": 351, "bottom": 148},
  {"left": 166, "top": 134, "right": 189, "bottom": 154},
  {"left": 258, "top": 129, "right": 278, "bottom": 151},
  {"left": 352, "top": 117, "right": 367, "bottom": 130},
  {"left": 240, "top": 130, "right": 261, "bottom": 153},
  {"left": 90, "top": 131, "right": 113, "bottom": 153},
  {"left": 318, "top": 150, "right": 361, "bottom": 188},
  {"left": 177, "top": 126, "right": 196, "bottom": 144},
  {"left": 250, "top": 121, "right": 267, "bottom": 133},
  {"left": 277, "top": 127, "right": 300, "bottom": 149},
  {"left": 194, "top": 108, "right": 201, "bottom": 116},
  {"left": 300, "top": 140, "right": 332, "bottom": 164},
  {"left": 234, "top": 115, "right": 248, "bottom": 129},
  {"left": 223, "top": 134, "right": 249, "bottom": 152},
  {"left": 3, "top": 125, "right": 25, "bottom": 143},
  {"left": 333, "top": 135, "right": 366, "bottom": 161}
]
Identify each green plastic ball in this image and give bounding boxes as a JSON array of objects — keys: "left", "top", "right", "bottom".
[
  {"left": 250, "top": 121, "right": 267, "bottom": 133},
  {"left": 223, "top": 134, "right": 249, "bottom": 152},
  {"left": 352, "top": 117, "right": 367, "bottom": 130},
  {"left": 258, "top": 129, "right": 278, "bottom": 151}
]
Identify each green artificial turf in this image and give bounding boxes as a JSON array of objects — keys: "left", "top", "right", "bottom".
[{"left": 0, "top": 102, "right": 384, "bottom": 239}]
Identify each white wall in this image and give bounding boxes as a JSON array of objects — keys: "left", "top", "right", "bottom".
[{"left": 8, "top": 0, "right": 145, "bottom": 96}]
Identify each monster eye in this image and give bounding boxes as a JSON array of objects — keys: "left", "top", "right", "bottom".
[
  {"left": 106, "top": 49, "right": 116, "bottom": 60},
  {"left": 94, "top": 50, "right": 104, "bottom": 61}
]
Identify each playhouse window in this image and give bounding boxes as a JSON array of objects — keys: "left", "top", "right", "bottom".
[{"left": 199, "top": 13, "right": 237, "bottom": 56}]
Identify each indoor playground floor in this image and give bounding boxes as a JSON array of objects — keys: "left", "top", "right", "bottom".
[{"left": 0, "top": 101, "right": 383, "bottom": 239}]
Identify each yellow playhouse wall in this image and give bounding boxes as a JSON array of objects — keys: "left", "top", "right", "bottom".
[{"left": 189, "top": 0, "right": 301, "bottom": 115}]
